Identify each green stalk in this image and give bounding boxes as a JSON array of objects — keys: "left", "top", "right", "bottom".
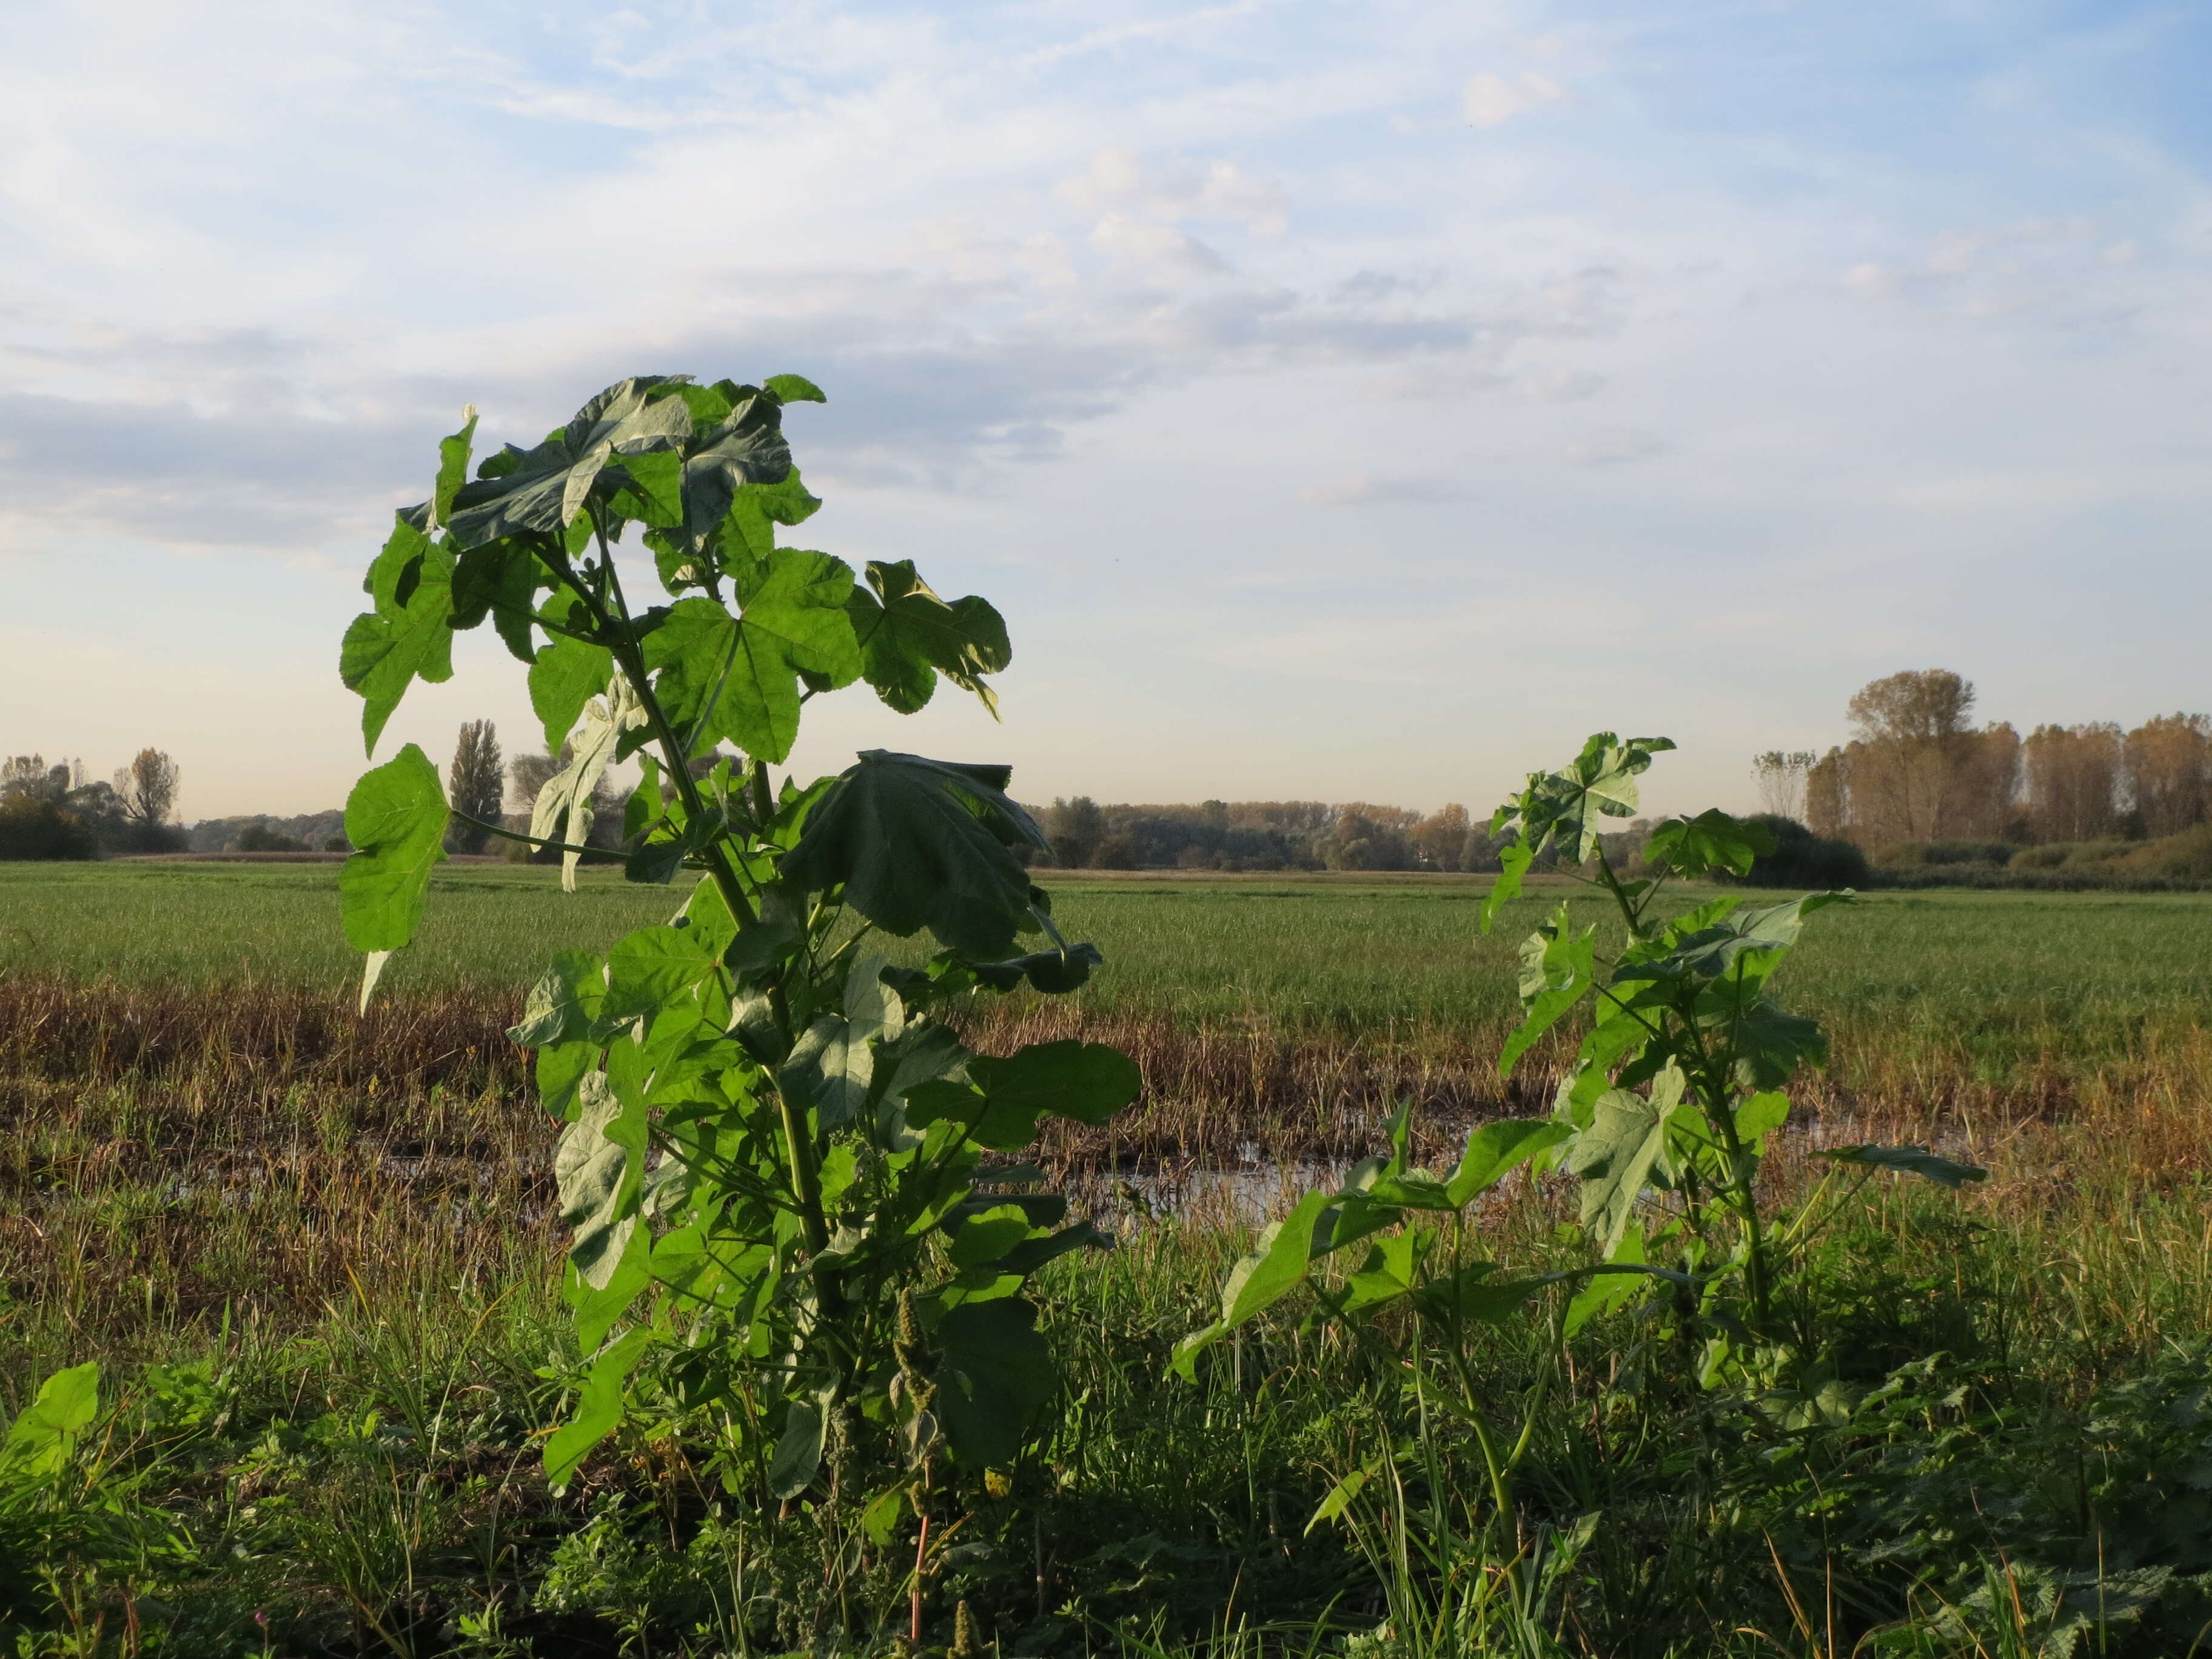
[{"left": 565, "top": 524, "right": 834, "bottom": 1270}]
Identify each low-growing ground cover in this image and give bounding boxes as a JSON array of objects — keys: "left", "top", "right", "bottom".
[{"left": 5, "top": 863, "right": 2212, "bottom": 1654}]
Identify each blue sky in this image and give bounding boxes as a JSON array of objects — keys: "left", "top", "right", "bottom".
[{"left": 4, "top": 0, "right": 2208, "bottom": 819}]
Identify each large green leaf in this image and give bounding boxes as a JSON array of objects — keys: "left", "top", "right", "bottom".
[
  {"left": 508, "top": 949, "right": 608, "bottom": 1050},
  {"left": 1486, "top": 733, "right": 1675, "bottom": 908},
  {"left": 555, "top": 1072, "right": 647, "bottom": 1289},
  {"left": 1498, "top": 907, "right": 1595, "bottom": 1079},
  {"left": 529, "top": 672, "right": 646, "bottom": 890},
  {"left": 339, "top": 745, "right": 449, "bottom": 1011},
  {"left": 847, "top": 560, "right": 1011, "bottom": 716},
  {"left": 1564, "top": 1225, "right": 1649, "bottom": 1336},
  {"left": 1647, "top": 892, "right": 1851, "bottom": 982},
  {"left": 1564, "top": 1069, "right": 1684, "bottom": 1253},
  {"left": 764, "top": 372, "right": 826, "bottom": 404},
  {"left": 436, "top": 378, "right": 693, "bottom": 548},
  {"left": 645, "top": 553, "right": 860, "bottom": 762},
  {"left": 529, "top": 632, "right": 614, "bottom": 754},
  {"left": 543, "top": 1326, "right": 649, "bottom": 1489},
  {"left": 1820, "top": 1144, "right": 1989, "bottom": 1188},
  {"left": 424, "top": 406, "right": 479, "bottom": 533},
  {"left": 678, "top": 390, "right": 796, "bottom": 555},
  {"left": 340, "top": 517, "right": 456, "bottom": 754},
  {"left": 965, "top": 1041, "right": 1141, "bottom": 1134},
  {"left": 931, "top": 1296, "right": 1056, "bottom": 1469},
  {"left": 768, "top": 1390, "right": 830, "bottom": 1499},
  {"left": 777, "top": 958, "right": 913, "bottom": 1131},
  {"left": 714, "top": 468, "right": 823, "bottom": 576},
  {"left": 782, "top": 751, "right": 1049, "bottom": 957},
  {"left": 1168, "top": 1188, "right": 1335, "bottom": 1379},
  {"left": 1446, "top": 1119, "right": 1574, "bottom": 1207},
  {"left": 601, "top": 925, "right": 719, "bottom": 1025},
  {"left": 1643, "top": 808, "right": 1773, "bottom": 880},
  {"left": 907, "top": 1039, "right": 1142, "bottom": 1151},
  {"left": 0, "top": 1361, "right": 99, "bottom": 1481},
  {"left": 447, "top": 540, "right": 545, "bottom": 662}
]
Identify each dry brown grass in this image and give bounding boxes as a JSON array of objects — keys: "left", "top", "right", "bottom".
[{"left": 7, "top": 973, "right": 2209, "bottom": 1362}]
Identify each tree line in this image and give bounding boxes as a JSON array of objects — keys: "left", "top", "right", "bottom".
[
  {"left": 13, "top": 673, "right": 2205, "bottom": 878},
  {"left": 0, "top": 750, "right": 186, "bottom": 860},
  {"left": 1754, "top": 669, "right": 2211, "bottom": 851},
  {"left": 1030, "top": 797, "right": 1489, "bottom": 873}
]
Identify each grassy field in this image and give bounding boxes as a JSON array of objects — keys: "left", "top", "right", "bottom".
[
  {"left": 7, "top": 860, "right": 2209, "bottom": 1068},
  {"left": 4, "top": 862, "right": 2212, "bottom": 1655}
]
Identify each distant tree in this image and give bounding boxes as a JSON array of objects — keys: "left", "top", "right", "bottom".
[
  {"left": 1413, "top": 804, "right": 1470, "bottom": 871},
  {"left": 1044, "top": 796, "right": 1105, "bottom": 868},
  {"left": 1752, "top": 751, "right": 1816, "bottom": 820},
  {"left": 0, "top": 797, "right": 96, "bottom": 860},
  {"left": 1459, "top": 824, "right": 1506, "bottom": 873},
  {"left": 1090, "top": 831, "right": 1139, "bottom": 870},
  {"left": 2125, "top": 714, "right": 2210, "bottom": 838},
  {"left": 113, "top": 748, "right": 181, "bottom": 826},
  {"left": 2023, "top": 723, "right": 2123, "bottom": 843},
  {"left": 235, "top": 823, "right": 310, "bottom": 853},
  {"left": 1804, "top": 747, "right": 1849, "bottom": 838},
  {"left": 0, "top": 757, "right": 100, "bottom": 860},
  {"left": 447, "top": 720, "right": 506, "bottom": 854},
  {"left": 1319, "top": 804, "right": 1417, "bottom": 871},
  {"left": 1, "top": 756, "right": 69, "bottom": 803},
  {"left": 1844, "top": 669, "right": 1980, "bottom": 843}
]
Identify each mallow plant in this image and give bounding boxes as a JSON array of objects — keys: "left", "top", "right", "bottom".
[
  {"left": 334, "top": 376, "right": 1140, "bottom": 1580},
  {"left": 1171, "top": 734, "right": 1986, "bottom": 1609}
]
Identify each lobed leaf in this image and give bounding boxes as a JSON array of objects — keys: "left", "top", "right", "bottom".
[
  {"left": 555, "top": 1073, "right": 647, "bottom": 1289},
  {"left": 341, "top": 518, "right": 457, "bottom": 754},
  {"left": 545, "top": 1327, "right": 651, "bottom": 1490},
  {"left": 436, "top": 377, "right": 693, "bottom": 549},
  {"left": 931, "top": 1297, "right": 1057, "bottom": 1469},
  {"left": 783, "top": 751, "right": 1050, "bottom": 957},
  {"left": 1644, "top": 808, "right": 1773, "bottom": 880},
  {"left": 1446, "top": 1119, "right": 1574, "bottom": 1207},
  {"left": 847, "top": 560, "right": 1011, "bottom": 717},
  {"left": 1820, "top": 1144, "right": 1989, "bottom": 1188},
  {"left": 0, "top": 1361, "right": 100, "bottom": 1481},
  {"left": 339, "top": 745, "right": 449, "bottom": 1011}
]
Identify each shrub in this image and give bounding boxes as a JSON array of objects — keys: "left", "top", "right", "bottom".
[
  {"left": 0, "top": 796, "right": 98, "bottom": 860},
  {"left": 107, "top": 821, "right": 189, "bottom": 856},
  {"left": 233, "top": 823, "right": 309, "bottom": 853},
  {"left": 2119, "top": 822, "right": 2212, "bottom": 881},
  {"left": 1876, "top": 839, "right": 2014, "bottom": 868},
  {"left": 1733, "top": 814, "right": 1870, "bottom": 888},
  {"left": 2059, "top": 837, "right": 2134, "bottom": 867},
  {"left": 1091, "top": 832, "right": 1139, "bottom": 869}
]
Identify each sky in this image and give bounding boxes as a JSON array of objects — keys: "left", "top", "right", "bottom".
[{"left": 4, "top": 0, "right": 2209, "bottom": 822}]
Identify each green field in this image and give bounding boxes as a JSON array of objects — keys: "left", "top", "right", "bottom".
[
  {"left": 6, "top": 861, "right": 2212, "bottom": 1655},
  {"left": 7, "top": 861, "right": 2209, "bottom": 1070}
]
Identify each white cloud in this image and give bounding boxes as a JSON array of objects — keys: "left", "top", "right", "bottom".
[
  {"left": 3, "top": 0, "right": 2210, "bottom": 819},
  {"left": 1057, "top": 148, "right": 1289, "bottom": 233},
  {"left": 1462, "top": 70, "right": 1563, "bottom": 129},
  {"left": 1561, "top": 428, "right": 1669, "bottom": 467},
  {"left": 1088, "top": 213, "right": 1231, "bottom": 279},
  {"left": 1300, "top": 473, "right": 1473, "bottom": 505}
]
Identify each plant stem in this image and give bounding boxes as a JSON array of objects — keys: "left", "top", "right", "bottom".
[{"left": 563, "top": 523, "right": 834, "bottom": 1271}]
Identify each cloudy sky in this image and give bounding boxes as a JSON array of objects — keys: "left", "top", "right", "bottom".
[{"left": 4, "top": 0, "right": 2208, "bottom": 821}]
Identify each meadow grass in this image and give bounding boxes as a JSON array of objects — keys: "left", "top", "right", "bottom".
[
  {"left": 6, "top": 860, "right": 2208, "bottom": 1076},
  {"left": 7, "top": 863, "right": 2212, "bottom": 1654}
]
